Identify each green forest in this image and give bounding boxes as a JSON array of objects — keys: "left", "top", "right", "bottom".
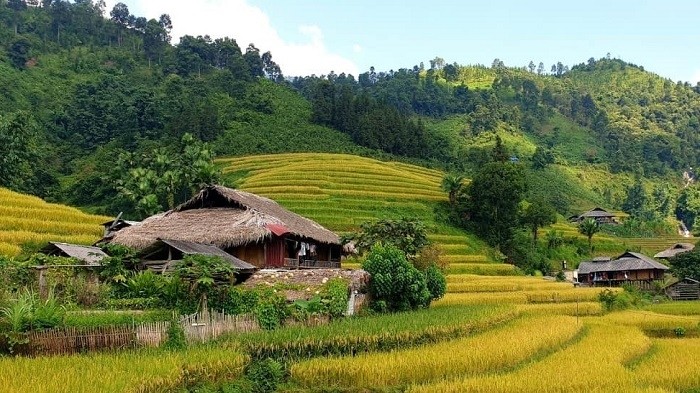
[{"left": 3, "top": 0, "right": 700, "bottom": 236}]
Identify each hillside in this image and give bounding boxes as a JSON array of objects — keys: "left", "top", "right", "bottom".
[
  {"left": 219, "top": 153, "right": 519, "bottom": 275},
  {"left": 2, "top": 2, "right": 700, "bottom": 257},
  {"left": 0, "top": 188, "right": 109, "bottom": 257}
]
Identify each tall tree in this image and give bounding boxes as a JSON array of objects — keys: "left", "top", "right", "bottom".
[
  {"left": 244, "top": 43, "right": 264, "bottom": 78},
  {"left": 491, "top": 134, "right": 509, "bottom": 163},
  {"left": 0, "top": 111, "right": 41, "bottom": 192},
  {"left": 528, "top": 61, "right": 536, "bottom": 73},
  {"left": 622, "top": 177, "right": 647, "bottom": 218},
  {"left": 462, "top": 162, "right": 528, "bottom": 249},
  {"left": 520, "top": 200, "right": 557, "bottom": 244},
  {"left": 109, "top": 2, "right": 130, "bottom": 45}
]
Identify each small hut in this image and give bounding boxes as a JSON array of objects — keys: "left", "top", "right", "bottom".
[
  {"left": 109, "top": 185, "right": 343, "bottom": 269},
  {"left": 654, "top": 243, "right": 695, "bottom": 260},
  {"left": 137, "top": 238, "right": 256, "bottom": 279},
  {"left": 569, "top": 207, "right": 618, "bottom": 224},
  {"left": 664, "top": 278, "right": 700, "bottom": 300},
  {"left": 39, "top": 242, "right": 108, "bottom": 266},
  {"left": 577, "top": 251, "right": 668, "bottom": 289},
  {"left": 37, "top": 242, "right": 109, "bottom": 297}
]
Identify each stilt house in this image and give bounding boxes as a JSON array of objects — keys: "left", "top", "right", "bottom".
[{"left": 109, "top": 185, "right": 343, "bottom": 269}]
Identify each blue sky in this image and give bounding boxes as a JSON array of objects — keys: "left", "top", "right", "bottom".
[{"left": 105, "top": 0, "right": 700, "bottom": 82}]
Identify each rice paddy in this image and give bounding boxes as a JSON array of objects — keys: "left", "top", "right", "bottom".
[
  {"left": 0, "top": 188, "right": 110, "bottom": 257},
  {"left": 0, "top": 346, "right": 248, "bottom": 393},
  {"left": 287, "top": 274, "right": 700, "bottom": 393},
  {"left": 219, "top": 153, "right": 500, "bottom": 268}
]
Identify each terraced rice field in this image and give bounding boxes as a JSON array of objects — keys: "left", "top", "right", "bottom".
[
  {"left": 0, "top": 188, "right": 110, "bottom": 257},
  {"left": 219, "top": 153, "right": 500, "bottom": 268},
  {"left": 290, "top": 274, "right": 700, "bottom": 393}
]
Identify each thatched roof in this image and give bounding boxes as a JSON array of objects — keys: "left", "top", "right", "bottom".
[
  {"left": 110, "top": 185, "right": 340, "bottom": 251},
  {"left": 654, "top": 243, "right": 695, "bottom": 259},
  {"left": 578, "top": 251, "right": 668, "bottom": 275},
  {"left": 40, "top": 242, "right": 108, "bottom": 266}
]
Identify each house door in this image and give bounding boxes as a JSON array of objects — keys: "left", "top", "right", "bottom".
[{"left": 265, "top": 237, "right": 285, "bottom": 267}]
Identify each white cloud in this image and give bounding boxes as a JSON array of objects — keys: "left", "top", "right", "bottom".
[
  {"left": 353, "top": 44, "right": 362, "bottom": 53},
  {"left": 104, "top": 0, "right": 358, "bottom": 77}
]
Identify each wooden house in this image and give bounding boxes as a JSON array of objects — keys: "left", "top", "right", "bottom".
[
  {"left": 109, "top": 185, "right": 343, "bottom": 269},
  {"left": 577, "top": 251, "right": 668, "bottom": 289},
  {"left": 664, "top": 278, "right": 700, "bottom": 301},
  {"left": 654, "top": 243, "right": 695, "bottom": 260},
  {"left": 569, "top": 207, "right": 618, "bottom": 225}
]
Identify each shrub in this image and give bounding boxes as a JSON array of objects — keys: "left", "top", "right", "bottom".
[
  {"left": 362, "top": 243, "right": 431, "bottom": 312},
  {"left": 425, "top": 264, "right": 447, "bottom": 300},
  {"left": 254, "top": 290, "right": 288, "bottom": 330},
  {"left": 414, "top": 244, "right": 447, "bottom": 271},
  {"left": 124, "top": 270, "right": 166, "bottom": 299},
  {"left": 245, "top": 358, "right": 285, "bottom": 393},
  {"left": 321, "top": 278, "right": 349, "bottom": 318},
  {"left": 163, "top": 317, "right": 187, "bottom": 350}
]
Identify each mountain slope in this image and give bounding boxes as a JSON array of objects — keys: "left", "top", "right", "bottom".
[{"left": 219, "top": 153, "right": 520, "bottom": 274}]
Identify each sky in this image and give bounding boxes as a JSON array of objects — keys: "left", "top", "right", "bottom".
[{"left": 104, "top": 0, "right": 700, "bottom": 83}]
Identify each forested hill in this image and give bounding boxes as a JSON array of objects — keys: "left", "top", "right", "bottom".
[{"left": 2, "top": 1, "right": 700, "bottom": 223}]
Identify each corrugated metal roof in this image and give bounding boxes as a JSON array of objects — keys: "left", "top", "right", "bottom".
[
  {"left": 580, "top": 207, "right": 615, "bottom": 218},
  {"left": 158, "top": 239, "right": 256, "bottom": 272},
  {"left": 578, "top": 251, "right": 668, "bottom": 274},
  {"left": 42, "top": 242, "right": 108, "bottom": 266}
]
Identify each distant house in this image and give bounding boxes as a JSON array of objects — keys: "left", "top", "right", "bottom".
[
  {"left": 664, "top": 278, "right": 700, "bottom": 301},
  {"left": 654, "top": 243, "right": 695, "bottom": 260},
  {"left": 577, "top": 251, "right": 668, "bottom": 289},
  {"left": 569, "top": 207, "right": 618, "bottom": 225},
  {"left": 109, "top": 185, "right": 343, "bottom": 269}
]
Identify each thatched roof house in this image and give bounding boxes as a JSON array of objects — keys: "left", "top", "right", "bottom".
[
  {"left": 577, "top": 251, "right": 668, "bottom": 288},
  {"left": 654, "top": 243, "right": 695, "bottom": 259},
  {"left": 110, "top": 185, "right": 342, "bottom": 268}
]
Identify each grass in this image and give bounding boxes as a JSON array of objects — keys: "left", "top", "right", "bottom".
[{"left": 0, "top": 188, "right": 110, "bottom": 257}]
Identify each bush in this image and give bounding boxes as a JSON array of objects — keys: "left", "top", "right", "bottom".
[
  {"left": 362, "top": 243, "right": 432, "bottom": 312},
  {"left": 425, "top": 264, "right": 446, "bottom": 300},
  {"left": 163, "top": 317, "right": 187, "bottom": 350},
  {"left": 321, "top": 278, "right": 349, "bottom": 318},
  {"left": 245, "top": 358, "right": 285, "bottom": 393},
  {"left": 254, "top": 290, "right": 288, "bottom": 330}
]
